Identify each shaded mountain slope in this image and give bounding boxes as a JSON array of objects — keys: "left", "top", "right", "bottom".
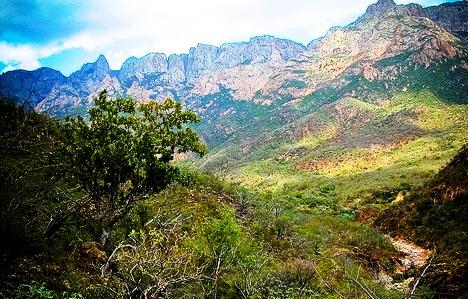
[
  {"left": 425, "top": 0, "right": 468, "bottom": 41},
  {"left": 375, "top": 145, "right": 468, "bottom": 296}
]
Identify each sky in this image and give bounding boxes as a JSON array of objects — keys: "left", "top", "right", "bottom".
[{"left": 0, "top": 0, "right": 458, "bottom": 75}]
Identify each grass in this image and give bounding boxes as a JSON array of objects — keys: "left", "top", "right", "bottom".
[
  {"left": 216, "top": 90, "right": 468, "bottom": 205},
  {"left": 375, "top": 145, "right": 468, "bottom": 295},
  {"left": 190, "top": 86, "right": 467, "bottom": 296}
]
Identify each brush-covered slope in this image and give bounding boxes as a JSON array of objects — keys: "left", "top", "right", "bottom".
[
  {"left": 0, "top": 0, "right": 467, "bottom": 200},
  {"left": 0, "top": 102, "right": 410, "bottom": 299},
  {"left": 199, "top": 1, "right": 468, "bottom": 201},
  {"left": 203, "top": 89, "right": 467, "bottom": 201},
  {"left": 375, "top": 145, "right": 468, "bottom": 296}
]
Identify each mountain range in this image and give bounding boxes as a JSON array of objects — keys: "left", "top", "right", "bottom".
[
  {"left": 1, "top": 0, "right": 467, "bottom": 192},
  {"left": 1, "top": 0, "right": 466, "bottom": 115},
  {"left": 1, "top": 1, "right": 468, "bottom": 295}
]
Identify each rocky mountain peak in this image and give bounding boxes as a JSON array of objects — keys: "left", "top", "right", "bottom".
[
  {"left": 250, "top": 35, "right": 277, "bottom": 43},
  {"left": 0, "top": 0, "right": 465, "bottom": 117},
  {"left": 117, "top": 53, "right": 171, "bottom": 87},
  {"left": 0, "top": 67, "right": 66, "bottom": 107},
  {"left": 67, "top": 54, "right": 114, "bottom": 97},
  {"left": 95, "top": 54, "right": 109, "bottom": 69},
  {"left": 71, "top": 54, "right": 110, "bottom": 82},
  {"left": 366, "top": 0, "right": 397, "bottom": 16}
]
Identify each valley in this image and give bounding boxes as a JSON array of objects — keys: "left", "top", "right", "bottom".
[{"left": 0, "top": 0, "right": 467, "bottom": 298}]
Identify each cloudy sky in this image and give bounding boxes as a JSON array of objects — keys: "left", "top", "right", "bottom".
[{"left": 0, "top": 0, "right": 457, "bottom": 75}]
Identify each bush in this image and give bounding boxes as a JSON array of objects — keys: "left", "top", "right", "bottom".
[{"left": 51, "top": 91, "right": 206, "bottom": 242}]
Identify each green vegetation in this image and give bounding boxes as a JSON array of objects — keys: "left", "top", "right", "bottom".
[
  {"left": 186, "top": 57, "right": 467, "bottom": 297},
  {"left": 200, "top": 55, "right": 468, "bottom": 180},
  {"left": 1, "top": 55, "right": 467, "bottom": 297},
  {"left": 376, "top": 145, "right": 468, "bottom": 296},
  {"left": 202, "top": 90, "right": 467, "bottom": 206},
  {"left": 0, "top": 94, "right": 413, "bottom": 299},
  {"left": 53, "top": 91, "right": 205, "bottom": 243}
]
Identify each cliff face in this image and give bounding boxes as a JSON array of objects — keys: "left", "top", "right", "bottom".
[
  {"left": 0, "top": 67, "right": 66, "bottom": 107},
  {"left": 119, "top": 53, "right": 170, "bottom": 86},
  {"left": 0, "top": 1, "right": 466, "bottom": 119},
  {"left": 364, "top": 0, "right": 397, "bottom": 16},
  {"left": 424, "top": 1, "right": 468, "bottom": 40}
]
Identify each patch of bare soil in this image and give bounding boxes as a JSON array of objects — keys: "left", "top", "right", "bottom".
[
  {"left": 392, "top": 238, "right": 432, "bottom": 274},
  {"left": 378, "top": 237, "right": 433, "bottom": 293}
]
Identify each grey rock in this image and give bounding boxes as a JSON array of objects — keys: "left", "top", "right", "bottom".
[
  {"left": 70, "top": 54, "right": 112, "bottom": 93},
  {"left": 119, "top": 53, "right": 168, "bottom": 85},
  {"left": 425, "top": 1, "right": 468, "bottom": 40},
  {"left": 0, "top": 67, "right": 66, "bottom": 107},
  {"left": 365, "top": 0, "right": 396, "bottom": 16},
  {"left": 167, "top": 54, "right": 186, "bottom": 83},
  {"left": 186, "top": 44, "right": 219, "bottom": 81}
]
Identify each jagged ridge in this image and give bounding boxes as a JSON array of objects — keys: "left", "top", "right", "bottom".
[{"left": 0, "top": 1, "right": 466, "bottom": 119}]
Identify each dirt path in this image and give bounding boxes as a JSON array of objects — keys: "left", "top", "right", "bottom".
[
  {"left": 391, "top": 238, "right": 432, "bottom": 274},
  {"left": 378, "top": 237, "right": 432, "bottom": 292}
]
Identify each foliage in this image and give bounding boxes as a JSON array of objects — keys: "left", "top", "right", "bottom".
[
  {"left": 0, "top": 99, "right": 65, "bottom": 256},
  {"left": 2, "top": 53, "right": 467, "bottom": 298},
  {"left": 109, "top": 226, "right": 198, "bottom": 298},
  {"left": 376, "top": 144, "right": 468, "bottom": 295},
  {"left": 14, "top": 282, "right": 55, "bottom": 299},
  {"left": 189, "top": 209, "right": 266, "bottom": 298},
  {"left": 56, "top": 91, "right": 206, "bottom": 241}
]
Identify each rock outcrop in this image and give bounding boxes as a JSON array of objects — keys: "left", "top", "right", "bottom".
[
  {"left": 365, "top": 0, "right": 397, "bottom": 16},
  {"left": 0, "top": 0, "right": 466, "bottom": 118},
  {"left": 425, "top": 1, "right": 468, "bottom": 40}
]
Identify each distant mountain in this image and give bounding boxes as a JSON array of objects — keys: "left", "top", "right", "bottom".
[
  {"left": 1, "top": 1, "right": 466, "bottom": 116},
  {"left": 0, "top": 35, "right": 309, "bottom": 116},
  {"left": 0, "top": 67, "right": 66, "bottom": 108},
  {"left": 0, "top": 0, "right": 467, "bottom": 154}
]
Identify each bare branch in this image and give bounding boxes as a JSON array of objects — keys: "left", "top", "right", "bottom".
[
  {"left": 101, "top": 243, "right": 136, "bottom": 277},
  {"left": 344, "top": 266, "right": 380, "bottom": 299},
  {"left": 408, "top": 248, "right": 436, "bottom": 299}
]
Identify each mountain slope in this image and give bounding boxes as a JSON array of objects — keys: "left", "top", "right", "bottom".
[
  {"left": 0, "top": 67, "right": 66, "bottom": 108},
  {"left": 198, "top": 0, "right": 467, "bottom": 187},
  {"left": 425, "top": 0, "right": 468, "bottom": 40},
  {"left": 375, "top": 145, "right": 468, "bottom": 296},
  {"left": 0, "top": 0, "right": 467, "bottom": 201}
]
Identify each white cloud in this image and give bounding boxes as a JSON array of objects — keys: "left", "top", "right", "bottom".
[
  {"left": 0, "top": 42, "right": 64, "bottom": 72},
  {"left": 0, "top": 0, "right": 454, "bottom": 73},
  {"left": 69, "top": 0, "right": 379, "bottom": 68}
]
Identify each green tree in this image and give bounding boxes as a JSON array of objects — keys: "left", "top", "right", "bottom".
[
  {"left": 189, "top": 209, "right": 265, "bottom": 298},
  {"left": 52, "top": 91, "right": 206, "bottom": 243}
]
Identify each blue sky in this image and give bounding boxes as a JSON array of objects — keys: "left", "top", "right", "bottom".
[{"left": 0, "top": 0, "right": 458, "bottom": 75}]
